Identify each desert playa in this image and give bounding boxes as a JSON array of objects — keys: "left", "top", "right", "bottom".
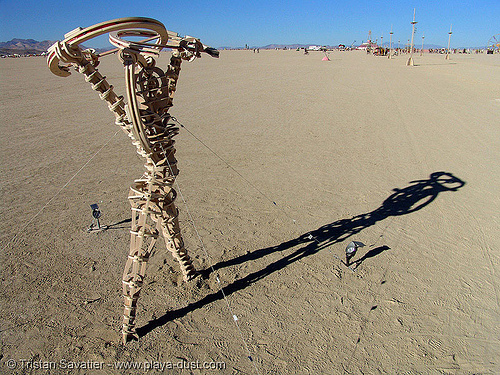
[{"left": 1, "top": 49, "right": 499, "bottom": 374}]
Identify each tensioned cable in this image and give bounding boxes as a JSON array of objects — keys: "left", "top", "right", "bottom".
[
  {"left": 172, "top": 115, "right": 399, "bottom": 253},
  {"left": 172, "top": 116, "right": 346, "bottom": 257},
  {"left": 173, "top": 116, "right": 401, "bottom": 372},
  {"left": 160, "top": 143, "right": 261, "bottom": 375},
  {"left": 1, "top": 129, "right": 120, "bottom": 253},
  {"left": 171, "top": 117, "right": 292, "bottom": 218}
]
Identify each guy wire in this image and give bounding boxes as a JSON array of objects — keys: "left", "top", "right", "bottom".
[
  {"left": 160, "top": 139, "right": 261, "bottom": 375},
  {"left": 172, "top": 116, "right": 401, "bottom": 372},
  {"left": 1, "top": 129, "right": 120, "bottom": 253},
  {"left": 171, "top": 116, "right": 296, "bottom": 223}
]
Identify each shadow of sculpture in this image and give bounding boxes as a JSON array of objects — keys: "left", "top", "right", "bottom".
[
  {"left": 105, "top": 218, "right": 132, "bottom": 230},
  {"left": 136, "top": 171, "right": 465, "bottom": 337},
  {"left": 352, "top": 245, "right": 391, "bottom": 269}
]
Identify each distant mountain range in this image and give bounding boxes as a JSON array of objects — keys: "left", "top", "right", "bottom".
[
  {"left": 0, "top": 39, "right": 327, "bottom": 54},
  {"left": 220, "top": 44, "right": 338, "bottom": 50},
  {"left": 258, "top": 42, "right": 477, "bottom": 50},
  {"left": 0, "top": 38, "right": 55, "bottom": 54},
  {"left": 260, "top": 44, "right": 336, "bottom": 49},
  {"left": 380, "top": 42, "right": 445, "bottom": 49},
  {"left": 0, "top": 38, "right": 112, "bottom": 55},
  {"left": 224, "top": 42, "right": 488, "bottom": 50},
  {"left": 378, "top": 42, "right": 487, "bottom": 50},
  {"left": 219, "top": 43, "right": 445, "bottom": 50},
  {"left": 0, "top": 38, "right": 487, "bottom": 55}
]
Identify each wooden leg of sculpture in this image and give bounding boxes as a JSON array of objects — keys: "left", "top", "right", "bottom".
[
  {"left": 156, "top": 160, "right": 197, "bottom": 283},
  {"left": 122, "top": 162, "right": 197, "bottom": 343},
  {"left": 122, "top": 177, "right": 159, "bottom": 343},
  {"left": 159, "top": 187, "right": 198, "bottom": 282}
]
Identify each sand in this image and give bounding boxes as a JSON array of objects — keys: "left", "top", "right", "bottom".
[{"left": 0, "top": 49, "right": 499, "bottom": 374}]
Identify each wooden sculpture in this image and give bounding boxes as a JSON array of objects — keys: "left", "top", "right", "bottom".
[{"left": 47, "top": 17, "right": 219, "bottom": 343}]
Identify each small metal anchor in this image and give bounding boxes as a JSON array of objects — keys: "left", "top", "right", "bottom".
[
  {"left": 87, "top": 203, "right": 107, "bottom": 232},
  {"left": 345, "top": 241, "right": 366, "bottom": 266}
]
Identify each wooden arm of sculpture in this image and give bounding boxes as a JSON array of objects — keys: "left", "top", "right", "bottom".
[{"left": 48, "top": 17, "right": 218, "bottom": 77}]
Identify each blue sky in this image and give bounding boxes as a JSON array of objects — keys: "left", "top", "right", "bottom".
[{"left": 0, "top": 1, "right": 498, "bottom": 47}]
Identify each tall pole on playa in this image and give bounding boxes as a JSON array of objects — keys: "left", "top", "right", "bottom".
[
  {"left": 446, "top": 24, "right": 452, "bottom": 60},
  {"left": 421, "top": 34, "right": 425, "bottom": 56},
  {"left": 407, "top": 8, "right": 417, "bottom": 66},
  {"left": 389, "top": 26, "right": 393, "bottom": 59}
]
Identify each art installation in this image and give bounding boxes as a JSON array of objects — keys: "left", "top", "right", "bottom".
[
  {"left": 47, "top": 17, "right": 219, "bottom": 343},
  {"left": 488, "top": 34, "right": 500, "bottom": 53}
]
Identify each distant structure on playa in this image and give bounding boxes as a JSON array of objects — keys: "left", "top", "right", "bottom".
[
  {"left": 356, "top": 30, "right": 378, "bottom": 52},
  {"left": 47, "top": 17, "right": 218, "bottom": 343},
  {"left": 406, "top": 8, "right": 418, "bottom": 66},
  {"left": 487, "top": 34, "right": 500, "bottom": 53},
  {"left": 356, "top": 41, "right": 373, "bottom": 50}
]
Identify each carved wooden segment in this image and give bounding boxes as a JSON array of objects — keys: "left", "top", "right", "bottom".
[{"left": 122, "top": 176, "right": 159, "bottom": 341}]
